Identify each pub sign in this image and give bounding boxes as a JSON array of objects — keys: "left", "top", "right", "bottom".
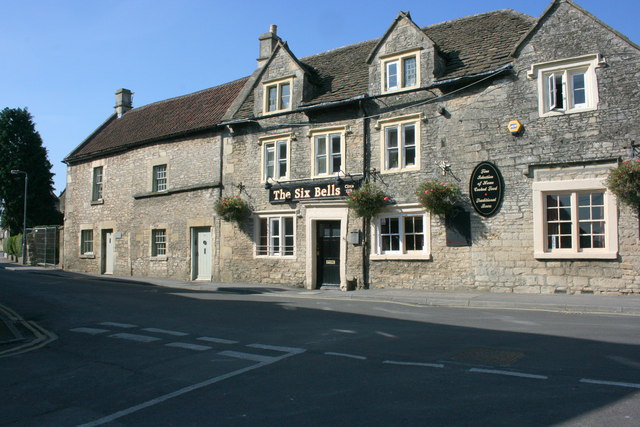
[
  {"left": 269, "top": 179, "right": 360, "bottom": 204},
  {"left": 469, "top": 162, "right": 504, "bottom": 217}
]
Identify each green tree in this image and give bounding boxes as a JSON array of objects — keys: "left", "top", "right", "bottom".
[{"left": 0, "top": 107, "right": 62, "bottom": 234}]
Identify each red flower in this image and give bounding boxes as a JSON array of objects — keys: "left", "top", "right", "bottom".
[{"left": 383, "top": 196, "right": 390, "bottom": 201}]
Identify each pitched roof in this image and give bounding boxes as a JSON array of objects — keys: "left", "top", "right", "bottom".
[{"left": 65, "top": 77, "right": 249, "bottom": 162}]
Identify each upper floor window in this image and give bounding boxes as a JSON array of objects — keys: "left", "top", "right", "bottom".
[
  {"left": 264, "top": 78, "right": 292, "bottom": 114},
  {"left": 312, "top": 130, "right": 344, "bottom": 177},
  {"left": 92, "top": 166, "right": 103, "bottom": 201},
  {"left": 532, "top": 179, "right": 618, "bottom": 259},
  {"left": 152, "top": 164, "right": 167, "bottom": 192},
  {"left": 151, "top": 229, "right": 166, "bottom": 257},
  {"left": 378, "top": 114, "right": 421, "bottom": 173},
  {"left": 528, "top": 54, "right": 602, "bottom": 117},
  {"left": 382, "top": 50, "right": 420, "bottom": 92},
  {"left": 256, "top": 215, "right": 295, "bottom": 257},
  {"left": 262, "top": 137, "right": 289, "bottom": 182}
]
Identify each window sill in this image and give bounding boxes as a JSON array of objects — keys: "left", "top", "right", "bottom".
[
  {"left": 370, "top": 253, "right": 432, "bottom": 261},
  {"left": 382, "top": 85, "right": 419, "bottom": 95},
  {"left": 150, "top": 256, "right": 168, "bottom": 262},
  {"left": 534, "top": 251, "right": 617, "bottom": 260},
  {"left": 90, "top": 199, "right": 104, "bottom": 205},
  {"left": 540, "top": 106, "right": 596, "bottom": 117},
  {"left": 380, "top": 167, "right": 420, "bottom": 175},
  {"left": 80, "top": 253, "right": 95, "bottom": 259},
  {"left": 254, "top": 255, "right": 296, "bottom": 260}
]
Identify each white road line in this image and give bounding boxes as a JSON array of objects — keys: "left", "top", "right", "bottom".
[
  {"left": 218, "top": 350, "right": 276, "bottom": 363},
  {"left": 324, "top": 352, "right": 367, "bottom": 360},
  {"left": 247, "top": 343, "right": 306, "bottom": 354},
  {"left": 469, "top": 368, "right": 548, "bottom": 380},
  {"left": 76, "top": 351, "right": 302, "bottom": 427},
  {"left": 580, "top": 378, "right": 640, "bottom": 389},
  {"left": 108, "top": 333, "right": 161, "bottom": 343},
  {"left": 383, "top": 360, "right": 444, "bottom": 368},
  {"left": 70, "top": 328, "right": 110, "bottom": 335},
  {"left": 100, "top": 322, "right": 137, "bottom": 329},
  {"left": 197, "top": 336, "right": 238, "bottom": 344},
  {"left": 142, "top": 328, "right": 189, "bottom": 336},
  {"left": 165, "top": 342, "right": 212, "bottom": 351}
]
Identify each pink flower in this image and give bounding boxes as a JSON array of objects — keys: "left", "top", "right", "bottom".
[
  {"left": 425, "top": 190, "right": 430, "bottom": 194},
  {"left": 383, "top": 196, "right": 390, "bottom": 201},
  {"left": 352, "top": 196, "right": 357, "bottom": 200}
]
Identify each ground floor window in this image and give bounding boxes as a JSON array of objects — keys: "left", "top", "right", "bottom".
[
  {"left": 80, "top": 230, "right": 93, "bottom": 255},
  {"left": 151, "top": 229, "right": 167, "bottom": 257},
  {"left": 256, "top": 215, "right": 295, "bottom": 257},
  {"left": 533, "top": 179, "right": 618, "bottom": 259},
  {"left": 371, "top": 207, "right": 430, "bottom": 260}
]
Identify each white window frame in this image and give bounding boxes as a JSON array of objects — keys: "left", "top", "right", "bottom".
[
  {"left": 532, "top": 179, "right": 618, "bottom": 259},
  {"left": 528, "top": 54, "right": 603, "bottom": 117},
  {"left": 310, "top": 127, "right": 346, "bottom": 178},
  {"left": 381, "top": 50, "right": 421, "bottom": 93},
  {"left": 151, "top": 229, "right": 167, "bottom": 257},
  {"left": 80, "top": 229, "right": 94, "bottom": 255},
  {"left": 263, "top": 78, "right": 293, "bottom": 114},
  {"left": 92, "top": 166, "right": 103, "bottom": 201},
  {"left": 254, "top": 213, "right": 295, "bottom": 258},
  {"left": 377, "top": 114, "right": 421, "bottom": 173},
  {"left": 152, "top": 164, "right": 167, "bottom": 192},
  {"left": 261, "top": 134, "right": 291, "bottom": 183},
  {"left": 370, "top": 205, "right": 431, "bottom": 260}
]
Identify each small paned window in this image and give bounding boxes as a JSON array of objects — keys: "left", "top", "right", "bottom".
[
  {"left": 81, "top": 230, "right": 94, "bottom": 254},
  {"left": 152, "top": 229, "right": 166, "bottom": 257},
  {"left": 376, "top": 214, "right": 426, "bottom": 255},
  {"left": 383, "top": 122, "right": 417, "bottom": 171},
  {"left": 152, "top": 164, "right": 167, "bottom": 192},
  {"left": 256, "top": 216, "right": 294, "bottom": 256},
  {"left": 264, "top": 80, "right": 292, "bottom": 113},
  {"left": 313, "top": 133, "right": 343, "bottom": 176},
  {"left": 92, "top": 167, "right": 103, "bottom": 201},
  {"left": 383, "top": 52, "right": 419, "bottom": 92}
]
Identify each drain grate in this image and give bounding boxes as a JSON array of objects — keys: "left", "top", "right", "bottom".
[{"left": 451, "top": 348, "right": 524, "bottom": 366}]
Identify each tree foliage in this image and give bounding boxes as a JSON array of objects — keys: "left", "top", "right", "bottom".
[{"left": 0, "top": 107, "right": 62, "bottom": 234}]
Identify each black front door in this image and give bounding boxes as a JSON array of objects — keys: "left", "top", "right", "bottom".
[{"left": 316, "top": 221, "right": 341, "bottom": 287}]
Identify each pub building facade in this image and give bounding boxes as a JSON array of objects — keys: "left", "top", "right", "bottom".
[{"left": 63, "top": 0, "right": 640, "bottom": 294}]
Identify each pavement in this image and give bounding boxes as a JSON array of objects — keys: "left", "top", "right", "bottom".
[{"left": 1, "top": 258, "right": 640, "bottom": 350}]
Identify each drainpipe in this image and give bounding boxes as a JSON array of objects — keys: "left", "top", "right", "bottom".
[{"left": 359, "top": 100, "right": 370, "bottom": 289}]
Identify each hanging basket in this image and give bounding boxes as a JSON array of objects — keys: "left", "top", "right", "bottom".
[
  {"left": 606, "top": 159, "right": 640, "bottom": 210},
  {"left": 215, "top": 196, "right": 251, "bottom": 223},
  {"left": 416, "top": 180, "right": 461, "bottom": 217},
  {"left": 347, "top": 183, "right": 390, "bottom": 219}
]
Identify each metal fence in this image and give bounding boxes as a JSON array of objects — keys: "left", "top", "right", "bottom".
[{"left": 26, "top": 226, "right": 60, "bottom": 266}]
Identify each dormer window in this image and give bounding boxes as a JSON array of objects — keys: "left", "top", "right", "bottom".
[
  {"left": 263, "top": 78, "right": 292, "bottom": 113},
  {"left": 382, "top": 50, "right": 420, "bottom": 93}
]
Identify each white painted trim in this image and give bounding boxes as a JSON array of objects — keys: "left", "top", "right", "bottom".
[{"left": 305, "top": 206, "right": 349, "bottom": 289}]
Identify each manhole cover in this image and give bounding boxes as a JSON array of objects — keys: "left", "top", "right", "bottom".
[{"left": 451, "top": 348, "right": 524, "bottom": 366}]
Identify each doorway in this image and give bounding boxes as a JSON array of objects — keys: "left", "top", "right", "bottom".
[
  {"left": 192, "top": 227, "right": 212, "bottom": 281},
  {"left": 316, "top": 221, "right": 341, "bottom": 287},
  {"left": 101, "top": 229, "right": 114, "bottom": 275}
]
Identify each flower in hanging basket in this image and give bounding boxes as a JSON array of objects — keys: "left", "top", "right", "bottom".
[
  {"left": 415, "top": 180, "right": 461, "bottom": 216},
  {"left": 606, "top": 159, "right": 640, "bottom": 209},
  {"left": 347, "top": 183, "right": 389, "bottom": 219},
  {"left": 215, "top": 196, "right": 251, "bottom": 223}
]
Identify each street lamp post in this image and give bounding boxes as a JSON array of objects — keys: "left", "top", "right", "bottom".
[{"left": 10, "top": 170, "right": 28, "bottom": 264}]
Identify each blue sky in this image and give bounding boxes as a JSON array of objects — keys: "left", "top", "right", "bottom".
[{"left": 2, "top": 0, "right": 638, "bottom": 195}]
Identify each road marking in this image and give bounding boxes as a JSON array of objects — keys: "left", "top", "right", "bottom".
[
  {"left": 469, "top": 368, "right": 548, "bottom": 380},
  {"left": 580, "top": 378, "right": 640, "bottom": 389},
  {"left": 218, "top": 350, "right": 276, "bottom": 363},
  {"left": 76, "top": 350, "right": 303, "bottom": 427},
  {"left": 0, "top": 304, "right": 57, "bottom": 359},
  {"left": 324, "top": 352, "right": 367, "bottom": 360},
  {"left": 247, "top": 343, "right": 306, "bottom": 354},
  {"left": 70, "top": 327, "right": 110, "bottom": 335},
  {"left": 332, "top": 329, "right": 357, "bottom": 334},
  {"left": 109, "top": 333, "right": 161, "bottom": 343},
  {"left": 100, "top": 322, "right": 137, "bottom": 328},
  {"left": 197, "top": 336, "right": 238, "bottom": 344},
  {"left": 142, "top": 328, "right": 189, "bottom": 336},
  {"left": 165, "top": 342, "right": 212, "bottom": 351},
  {"left": 383, "top": 360, "right": 444, "bottom": 368}
]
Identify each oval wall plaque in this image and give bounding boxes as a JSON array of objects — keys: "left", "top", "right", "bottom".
[{"left": 469, "top": 162, "right": 504, "bottom": 217}]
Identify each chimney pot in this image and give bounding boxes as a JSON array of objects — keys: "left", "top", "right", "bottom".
[{"left": 257, "top": 25, "right": 280, "bottom": 68}]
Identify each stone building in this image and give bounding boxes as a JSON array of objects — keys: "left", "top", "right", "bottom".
[{"left": 63, "top": 0, "right": 640, "bottom": 294}]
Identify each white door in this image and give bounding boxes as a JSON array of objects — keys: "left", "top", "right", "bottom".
[
  {"left": 193, "top": 228, "right": 212, "bottom": 280},
  {"left": 103, "top": 230, "right": 115, "bottom": 275}
]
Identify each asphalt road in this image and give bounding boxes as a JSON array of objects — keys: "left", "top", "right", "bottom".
[{"left": 1, "top": 267, "right": 639, "bottom": 426}]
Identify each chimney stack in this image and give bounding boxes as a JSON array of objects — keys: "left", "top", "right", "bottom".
[
  {"left": 257, "top": 25, "right": 279, "bottom": 67},
  {"left": 115, "top": 88, "right": 133, "bottom": 117}
]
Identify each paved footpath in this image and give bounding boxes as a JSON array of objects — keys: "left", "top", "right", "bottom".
[{"left": 2, "top": 258, "right": 639, "bottom": 350}]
